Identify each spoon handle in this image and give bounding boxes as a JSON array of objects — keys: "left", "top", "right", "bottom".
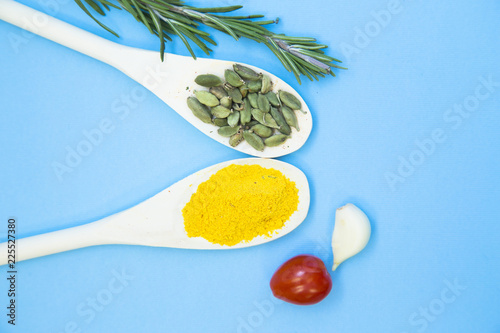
[
  {"left": 0, "top": 0, "right": 186, "bottom": 106},
  {"left": 0, "top": 0, "right": 131, "bottom": 68},
  {"left": 0, "top": 221, "right": 109, "bottom": 265}
]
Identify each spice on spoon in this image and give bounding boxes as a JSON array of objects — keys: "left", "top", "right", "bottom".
[
  {"left": 187, "top": 63, "right": 305, "bottom": 151},
  {"left": 182, "top": 164, "right": 299, "bottom": 246}
]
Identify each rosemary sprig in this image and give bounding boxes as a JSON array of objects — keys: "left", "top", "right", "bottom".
[{"left": 74, "top": 0, "right": 346, "bottom": 83}]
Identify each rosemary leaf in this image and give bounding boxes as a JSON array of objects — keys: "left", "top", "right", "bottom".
[
  {"left": 83, "top": 0, "right": 105, "bottom": 16},
  {"left": 98, "top": 0, "right": 120, "bottom": 10},
  {"left": 201, "top": 15, "right": 239, "bottom": 40},
  {"left": 129, "top": 0, "right": 154, "bottom": 34},
  {"left": 265, "top": 39, "right": 291, "bottom": 72},
  {"left": 74, "top": 0, "right": 119, "bottom": 37},
  {"left": 163, "top": 16, "right": 196, "bottom": 59},
  {"left": 117, "top": 0, "right": 139, "bottom": 21},
  {"left": 225, "top": 19, "right": 272, "bottom": 36},
  {"left": 182, "top": 29, "right": 212, "bottom": 56},
  {"left": 292, "top": 53, "right": 329, "bottom": 74},
  {"left": 148, "top": 7, "right": 165, "bottom": 60},
  {"left": 187, "top": 5, "right": 243, "bottom": 13},
  {"left": 293, "top": 48, "right": 337, "bottom": 62},
  {"left": 199, "top": 34, "right": 217, "bottom": 46},
  {"left": 272, "top": 35, "right": 317, "bottom": 43},
  {"left": 280, "top": 49, "right": 301, "bottom": 84},
  {"left": 212, "top": 14, "right": 265, "bottom": 20}
]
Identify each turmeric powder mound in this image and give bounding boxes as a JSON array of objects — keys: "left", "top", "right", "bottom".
[{"left": 182, "top": 164, "right": 299, "bottom": 246}]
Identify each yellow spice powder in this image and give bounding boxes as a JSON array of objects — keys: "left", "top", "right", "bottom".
[{"left": 182, "top": 164, "right": 299, "bottom": 246}]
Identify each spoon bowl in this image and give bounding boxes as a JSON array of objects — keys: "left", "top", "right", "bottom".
[
  {"left": 0, "top": 0, "right": 312, "bottom": 158},
  {"left": 0, "top": 158, "right": 310, "bottom": 264}
]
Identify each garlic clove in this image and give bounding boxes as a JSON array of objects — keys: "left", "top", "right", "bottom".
[{"left": 331, "top": 203, "right": 371, "bottom": 271}]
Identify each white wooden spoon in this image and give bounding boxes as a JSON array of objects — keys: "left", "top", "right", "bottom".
[
  {"left": 0, "top": 158, "right": 310, "bottom": 264},
  {"left": 0, "top": 0, "right": 312, "bottom": 158}
]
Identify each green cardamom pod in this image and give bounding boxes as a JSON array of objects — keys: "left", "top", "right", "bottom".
[
  {"left": 209, "top": 86, "right": 228, "bottom": 99},
  {"left": 233, "top": 64, "right": 262, "bottom": 81},
  {"left": 247, "top": 93, "right": 259, "bottom": 108},
  {"left": 263, "top": 113, "right": 280, "bottom": 129},
  {"left": 252, "top": 109, "right": 279, "bottom": 129},
  {"left": 239, "top": 85, "right": 249, "bottom": 98},
  {"left": 251, "top": 108, "right": 266, "bottom": 124},
  {"left": 281, "top": 105, "right": 300, "bottom": 131},
  {"left": 195, "top": 74, "right": 223, "bottom": 87},
  {"left": 218, "top": 126, "right": 240, "bottom": 137},
  {"left": 270, "top": 107, "right": 291, "bottom": 135},
  {"left": 224, "top": 69, "right": 245, "bottom": 87},
  {"left": 264, "top": 134, "right": 289, "bottom": 147},
  {"left": 243, "top": 130, "right": 265, "bottom": 151},
  {"left": 229, "top": 130, "right": 244, "bottom": 147},
  {"left": 187, "top": 97, "right": 212, "bottom": 124},
  {"left": 251, "top": 124, "right": 273, "bottom": 138},
  {"left": 211, "top": 105, "right": 232, "bottom": 118},
  {"left": 233, "top": 103, "right": 244, "bottom": 111},
  {"left": 257, "top": 94, "right": 271, "bottom": 113},
  {"left": 227, "top": 87, "right": 243, "bottom": 104},
  {"left": 213, "top": 118, "right": 229, "bottom": 127},
  {"left": 240, "top": 98, "right": 252, "bottom": 125},
  {"left": 265, "top": 92, "right": 280, "bottom": 107},
  {"left": 279, "top": 90, "right": 302, "bottom": 110},
  {"left": 247, "top": 80, "right": 262, "bottom": 93},
  {"left": 227, "top": 111, "right": 240, "bottom": 127},
  {"left": 220, "top": 96, "right": 233, "bottom": 109},
  {"left": 260, "top": 75, "right": 272, "bottom": 94},
  {"left": 195, "top": 90, "right": 219, "bottom": 107},
  {"left": 245, "top": 120, "right": 259, "bottom": 128}
]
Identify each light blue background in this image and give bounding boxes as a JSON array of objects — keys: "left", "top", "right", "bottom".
[{"left": 1, "top": 0, "right": 499, "bottom": 332}]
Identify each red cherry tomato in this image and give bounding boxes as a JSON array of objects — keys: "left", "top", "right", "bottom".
[{"left": 270, "top": 255, "right": 332, "bottom": 305}]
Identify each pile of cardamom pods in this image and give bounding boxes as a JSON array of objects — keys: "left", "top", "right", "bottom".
[{"left": 187, "top": 64, "right": 302, "bottom": 151}]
